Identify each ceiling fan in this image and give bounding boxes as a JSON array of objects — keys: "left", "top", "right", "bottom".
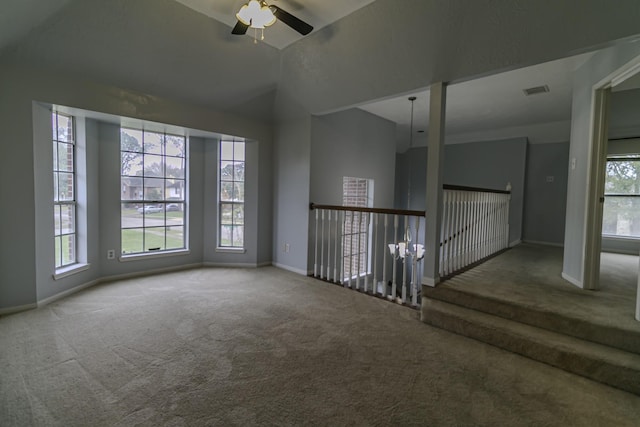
[{"left": 231, "top": 0, "right": 313, "bottom": 40}]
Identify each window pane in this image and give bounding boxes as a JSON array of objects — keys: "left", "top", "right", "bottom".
[
  {"left": 60, "top": 204, "right": 75, "bottom": 235},
  {"left": 220, "top": 225, "right": 232, "bottom": 246},
  {"left": 167, "top": 206, "right": 184, "bottom": 226},
  {"left": 166, "top": 226, "right": 184, "bottom": 250},
  {"left": 234, "top": 142, "right": 245, "bottom": 161},
  {"left": 165, "top": 157, "right": 185, "bottom": 179},
  {"left": 122, "top": 204, "right": 143, "bottom": 228},
  {"left": 232, "top": 226, "right": 244, "bottom": 247},
  {"left": 234, "top": 183, "right": 244, "bottom": 202},
  {"left": 141, "top": 204, "right": 165, "bottom": 224},
  {"left": 122, "top": 152, "right": 143, "bottom": 176},
  {"left": 58, "top": 173, "right": 74, "bottom": 201},
  {"left": 57, "top": 143, "right": 74, "bottom": 172},
  {"left": 605, "top": 160, "right": 640, "bottom": 195},
  {"left": 220, "top": 203, "right": 232, "bottom": 224},
  {"left": 234, "top": 161, "right": 245, "bottom": 181},
  {"left": 233, "top": 205, "right": 244, "bottom": 225},
  {"left": 144, "top": 131, "right": 164, "bottom": 155},
  {"left": 144, "top": 177, "right": 165, "bottom": 201},
  {"left": 61, "top": 234, "right": 75, "bottom": 266},
  {"left": 144, "top": 154, "right": 164, "bottom": 177},
  {"left": 165, "top": 135, "right": 185, "bottom": 157},
  {"left": 220, "top": 182, "right": 234, "bottom": 202},
  {"left": 121, "top": 129, "right": 143, "bottom": 153},
  {"left": 57, "top": 114, "right": 73, "bottom": 142},
  {"left": 603, "top": 196, "right": 640, "bottom": 237},
  {"left": 145, "top": 227, "right": 166, "bottom": 251},
  {"left": 165, "top": 179, "right": 185, "bottom": 201},
  {"left": 54, "top": 236, "right": 61, "bottom": 268},
  {"left": 54, "top": 205, "right": 61, "bottom": 236},
  {"left": 220, "top": 161, "right": 234, "bottom": 181},
  {"left": 122, "top": 228, "right": 144, "bottom": 254},
  {"left": 53, "top": 141, "right": 58, "bottom": 171},
  {"left": 221, "top": 141, "right": 233, "bottom": 160}
]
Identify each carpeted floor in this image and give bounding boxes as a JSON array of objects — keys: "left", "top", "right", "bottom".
[{"left": 2, "top": 266, "right": 640, "bottom": 426}]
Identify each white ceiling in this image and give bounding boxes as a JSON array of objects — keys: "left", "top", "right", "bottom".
[
  {"left": 359, "top": 52, "right": 595, "bottom": 151},
  {"left": 173, "top": 0, "right": 376, "bottom": 49}
]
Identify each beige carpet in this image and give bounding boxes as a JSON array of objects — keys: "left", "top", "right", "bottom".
[{"left": 2, "top": 266, "right": 640, "bottom": 426}]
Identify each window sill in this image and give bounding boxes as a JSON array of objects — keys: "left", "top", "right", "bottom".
[
  {"left": 53, "top": 263, "right": 90, "bottom": 280},
  {"left": 119, "top": 249, "right": 191, "bottom": 262},
  {"left": 215, "top": 247, "right": 246, "bottom": 254},
  {"left": 601, "top": 235, "right": 640, "bottom": 241}
]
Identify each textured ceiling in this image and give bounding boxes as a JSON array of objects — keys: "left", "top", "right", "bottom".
[
  {"left": 359, "top": 52, "right": 595, "bottom": 150},
  {"left": 173, "top": 0, "right": 376, "bottom": 49}
]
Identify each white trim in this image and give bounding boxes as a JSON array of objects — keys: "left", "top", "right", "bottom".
[
  {"left": 202, "top": 262, "right": 260, "bottom": 268},
  {"left": 53, "top": 263, "right": 90, "bottom": 280},
  {"left": 522, "top": 240, "right": 564, "bottom": 248},
  {"left": 272, "top": 262, "right": 308, "bottom": 276},
  {"left": 215, "top": 247, "right": 247, "bottom": 254},
  {"left": 561, "top": 272, "right": 583, "bottom": 289},
  {"left": 119, "top": 249, "right": 190, "bottom": 262},
  {"left": 0, "top": 303, "right": 37, "bottom": 316},
  {"left": 38, "top": 279, "right": 100, "bottom": 307},
  {"left": 101, "top": 262, "right": 202, "bottom": 282},
  {"left": 257, "top": 261, "right": 272, "bottom": 267}
]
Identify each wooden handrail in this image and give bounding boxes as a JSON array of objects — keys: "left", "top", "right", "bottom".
[
  {"left": 443, "top": 184, "right": 510, "bottom": 195},
  {"left": 309, "top": 203, "right": 425, "bottom": 217}
]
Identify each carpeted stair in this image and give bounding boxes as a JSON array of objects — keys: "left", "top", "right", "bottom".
[{"left": 421, "top": 286, "right": 640, "bottom": 395}]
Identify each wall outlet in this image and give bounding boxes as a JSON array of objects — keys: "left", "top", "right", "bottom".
[
  {"left": 546, "top": 176, "right": 555, "bottom": 183},
  {"left": 284, "top": 243, "right": 290, "bottom": 253},
  {"left": 107, "top": 249, "right": 115, "bottom": 259}
]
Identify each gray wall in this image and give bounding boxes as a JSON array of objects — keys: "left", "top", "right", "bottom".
[
  {"left": 394, "top": 137, "right": 527, "bottom": 245},
  {"left": 309, "top": 108, "right": 397, "bottom": 273},
  {"left": 563, "top": 41, "right": 640, "bottom": 286},
  {"left": 0, "top": 62, "right": 272, "bottom": 311},
  {"left": 523, "top": 142, "right": 570, "bottom": 245}
]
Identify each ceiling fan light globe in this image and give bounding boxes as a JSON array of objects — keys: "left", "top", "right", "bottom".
[{"left": 236, "top": 0, "right": 260, "bottom": 26}]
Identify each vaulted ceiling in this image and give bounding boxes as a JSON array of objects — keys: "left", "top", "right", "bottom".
[{"left": 2, "top": 0, "right": 640, "bottom": 149}]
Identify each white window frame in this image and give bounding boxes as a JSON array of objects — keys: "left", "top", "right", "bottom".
[
  {"left": 120, "top": 128, "right": 188, "bottom": 257},
  {"left": 53, "top": 112, "right": 77, "bottom": 270},
  {"left": 602, "top": 156, "right": 640, "bottom": 239},
  {"left": 218, "top": 139, "right": 245, "bottom": 250}
]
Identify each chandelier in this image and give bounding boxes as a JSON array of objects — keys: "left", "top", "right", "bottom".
[{"left": 388, "top": 96, "right": 425, "bottom": 262}]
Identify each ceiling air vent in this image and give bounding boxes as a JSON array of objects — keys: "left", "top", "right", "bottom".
[{"left": 523, "top": 85, "right": 550, "bottom": 96}]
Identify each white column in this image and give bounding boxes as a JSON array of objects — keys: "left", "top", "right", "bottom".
[{"left": 423, "top": 82, "right": 447, "bottom": 287}]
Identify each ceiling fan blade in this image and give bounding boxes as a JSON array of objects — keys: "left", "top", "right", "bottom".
[
  {"left": 270, "top": 5, "right": 313, "bottom": 35},
  {"left": 231, "top": 20, "right": 249, "bottom": 35}
]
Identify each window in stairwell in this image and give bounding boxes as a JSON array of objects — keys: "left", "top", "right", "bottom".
[
  {"left": 120, "top": 129, "right": 188, "bottom": 255},
  {"left": 602, "top": 157, "right": 640, "bottom": 238},
  {"left": 342, "top": 176, "right": 374, "bottom": 279},
  {"left": 218, "top": 139, "right": 245, "bottom": 248},
  {"left": 53, "top": 112, "right": 77, "bottom": 268}
]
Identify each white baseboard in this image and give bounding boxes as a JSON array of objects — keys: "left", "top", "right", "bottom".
[
  {"left": 509, "top": 239, "right": 522, "bottom": 247},
  {"left": 422, "top": 277, "right": 439, "bottom": 287},
  {"left": 38, "top": 279, "right": 101, "bottom": 307},
  {"left": 0, "top": 303, "right": 37, "bottom": 316},
  {"left": 101, "top": 262, "right": 203, "bottom": 283},
  {"left": 257, "top": 261, "right": 273, "bottom": 268},
  {"left": 202, "top": 262, "right": 263, "bottom": 268},
  {"left": 561, "top": 272, "right": 583, "bottom": 289},
  {"left": 272, "top": 262, "right": 309, "bottom": 276},
  {"left": 522, "top": 239, "right": 564, "bottom": 248}
]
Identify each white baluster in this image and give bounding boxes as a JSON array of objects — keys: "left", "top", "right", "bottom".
[
  {"left": 356, "top": 212, "right": 362, "bottom": 291},
  {"left": 320, "top": 209, "right": 325, "bottom": 279},
  {"left": 339, "top": 210, "right": 345, "bottom": 284},
  {"left": 373, "top": 213, "right": 379, "bottom": 295},
  {"left": 391, "top": 215, "right": 398, "bottom": 300},
  {"left": 314, "top": 208, "right": 319, "bottom": 277},
  {"left": 364, "top": 212, "right": 370, "bottom": 293},
  {"left": 333, "top": 210, "right": 339, "bottom": 282},
  {"left": 382, "top": 214, "right": 388, "bottom": 298},
  {"left": 412, "top": 217, "right": 420, "bottom": 307}
]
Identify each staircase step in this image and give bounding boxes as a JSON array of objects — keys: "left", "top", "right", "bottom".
[
  {"left": 421, "top": 298, "right": 640, "bottom": 395},
  {"left": 423, "top": 285, "right": 640, "bottom": 355}
]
